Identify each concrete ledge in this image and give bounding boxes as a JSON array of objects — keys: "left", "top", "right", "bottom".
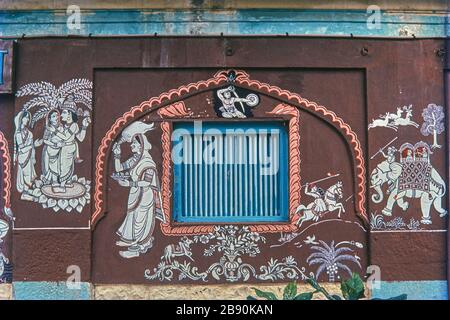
[
  {"left": 0, "top": 284, "right": 12, "bottom": 300},
  {"left": 371, "top": 281, "right": 448, "bottom": 300},
  {"left": 0, "top": 10, "right": 446, "bottom": 38},
  {"left": 94, "top": 283, "right": 344, "bottom": 300},
  {"left": 0, "top": 1, "right": 447, "bottom": 11},
  {"left": 13, "top": 281, "right": 92, "bottom": 300}
]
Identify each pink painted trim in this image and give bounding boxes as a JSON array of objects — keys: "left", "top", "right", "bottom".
[
  {"left": 158, "top": 101, "right": 192, "bottom": 118},
  {"left": 267, "top": 104, "right": 301, "bottom": 226},
  {"left": 0, "top": 131, "right": 11, "bottom": 210},
  {"left": 92, "top": 70, "right": 366, "bottom": 229},
  {"left": 158, "top": 103, "right": 302, "bottom": 235}
]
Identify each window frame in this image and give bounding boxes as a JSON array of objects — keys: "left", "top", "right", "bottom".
[{"left": 172, "top": 120, "right": 289, "bottom": 224}]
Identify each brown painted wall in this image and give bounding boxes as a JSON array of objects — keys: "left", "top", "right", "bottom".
[{"left": 0, "top": 37, "right": 446, "bottom": 285}]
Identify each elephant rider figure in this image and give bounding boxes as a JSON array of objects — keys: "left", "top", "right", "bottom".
[
  {"left": 304, "top": 183, "right": 327, "bottom": 216},
  {"left": 378, "top": 146, "right": 401, "bottom": 194}
]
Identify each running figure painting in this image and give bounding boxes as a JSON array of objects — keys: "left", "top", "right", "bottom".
[
  {"left": 213, "top": 71, "right": 260, "bottom": 118},
  {"left": 215, "top": 85, "right": 259, "bottom": 118}
]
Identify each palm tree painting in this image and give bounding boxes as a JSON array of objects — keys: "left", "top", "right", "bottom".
[{"left": 306, "top": 240, "right": 362, "bottom": 282}]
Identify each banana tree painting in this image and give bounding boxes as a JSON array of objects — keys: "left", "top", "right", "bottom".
[
  {"left": 306, "top": 240, "right": 362, "bottom": 282},
  {"left": 14, "top": 79, "right": 93, "bottom": 213},
  {"left": 421, "top": 104, "right": 444, "bottom": 149}
]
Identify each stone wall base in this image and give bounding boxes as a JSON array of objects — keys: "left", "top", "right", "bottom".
[{"left": 2, "top": 281, "right": 447, "bottom": 300}]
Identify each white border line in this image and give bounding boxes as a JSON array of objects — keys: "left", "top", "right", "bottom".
[{"left": 371, "top": 229, "right": 447, "bottom": 233}]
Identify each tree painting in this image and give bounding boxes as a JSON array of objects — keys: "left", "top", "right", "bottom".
[
  {"left": 306, "top": 240, "right": 362, "bottom": 282},
  {"left": 421, "top": 104, "right": 445, "bottom": 149}
]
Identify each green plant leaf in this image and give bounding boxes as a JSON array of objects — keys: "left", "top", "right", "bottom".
[
  {"left": 341, "top": 272, "right": 365, "bottom": 300},
  {"left": 252, "top": 288, "right": 278, "bottom": 300},
  {"left": 283, "top": 282, "right": 298, "bottom": 300},
  {"left": 372, "top": 294, "right": 407, "bottom": 301},
  {"left": 294, "top": 292, "right": 314, "bottom": 300},
  {"left": 331, "top": 295, "right": 343, "bottom": 300},
  {"left": 247, "top": 296, "right": 257, "bottom": 300},
  {"left": 386, "top": 294, "right": 407, "bottom": 300},
  {"left": 306, "top": 277, "right": 320, "bottom": 290}
]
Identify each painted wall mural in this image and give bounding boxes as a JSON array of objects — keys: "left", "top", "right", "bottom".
[
  {"left": 0, "top": 37, "right": 444, "bottom": 288},
  {"left": 368, "top": 103, "right": 447, "bottom": 230},
  {"left": 420, "top": 104, "right": 444, "bottom": 149},
  {"left": 368, "top": 105, "right": 419, "bottom": 131},
  {"left": 213, "top": 71, "right": 260, "bottom": 118},
  {"left": 144, "top": 225, "right": 364, "bottom": 283},
  {"left": 14, "top": 79, "right": 92, "bottom": 213},
  {"left": 112, "top": 121, "right": 166, "bottom": 258},
  {"left": 91, "top": 69, "right": 369, "bottom": 284},
  {"left": 294, "top": 176, "right": 347, "bottom": 227},
  {"left": 0, "top": 130, "right": 12, "bottom": 283}
]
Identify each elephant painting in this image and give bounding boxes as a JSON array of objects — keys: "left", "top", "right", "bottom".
[{"left": 370, "top": 142, "right": 447, "bottom": 224}]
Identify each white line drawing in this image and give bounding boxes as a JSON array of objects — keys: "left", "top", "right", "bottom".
[
  {"left": 299, "top": 172, "right": 340, "bottom": 188},
  {"left": 144, "top": 225, "right": 314, "bottom": 283},
  {"left": 14, "top": 79, "right": 93, "bottom": 213},
  {"left": 368, "top": 112, "right": 398, "bottom": 131},
  {"left": 216, "top": 85, "right": 259, "bottom": 118},
  {"left": 163, "top": 236, "right": 194, "bottom": 263},
  {"left": 304, "top": 235, "right": 319, "bottom": 245},
  {"left": 198, "top": 225, "right": 263, "bottom": 282},
  {"left": 144, "top": 225, "right": 365, "bottom": 283},
  {"left": 306, "top": 240, "right": 362, "bottom": 282},
  {"left": 420, "top": 103, "right": 445, "bottom": 149},
  {"left": 391, "top": 105, "right": 419, "bottom": 128},
  {"left": 0, "top": 210, "right": 13, "bottom": 283},
  {"left": 370, "top": 212, "right": 422, "bottom": 231},
  {"left": 146, "top": 226, "right": 266, "bottom": 282},
  {"left": 256, "top": 256, "right": 311, "bottom": 281},
  {"left": 370, "top": 141, "right": 447, "bottom": 224},
  {"left": 112, "top": 121, "right": 166, "bottom": 259},
  {"left": 272, "top": 219, "right": 367, "bottom": 248},
  {"left": 13, "top": 111, "right": 39, "bottom": 201},
  {"left": 295, "top": 178, "right": 346, "bottom": 228},
  {"left": 370, "top": 137, "right": 398, "bottom": 160},
  {"left": 368, "top": 105, "right": 419, "bottom": 131}
]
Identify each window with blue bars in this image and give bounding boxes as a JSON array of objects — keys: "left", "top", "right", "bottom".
[{"left": 172, "top": 121, "right": 289, "bottom": 223}]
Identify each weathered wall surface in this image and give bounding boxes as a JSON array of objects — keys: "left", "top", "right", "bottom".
[
  {"left": 0, "top": 1, "right": 449, "bottom": 300},
  {"left": 0, "top": 36, "right": 447, "bottom": 300},
  {"left": 0, "top": 9, "right": 447, "bottom": 37}
]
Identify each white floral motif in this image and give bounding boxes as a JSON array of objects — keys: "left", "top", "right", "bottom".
[
  {"left": 144, "top": 226, "right": 365, "bottom": 284},
  {"left": 145, "top": 225, "right": 308, "bottom": 283}
]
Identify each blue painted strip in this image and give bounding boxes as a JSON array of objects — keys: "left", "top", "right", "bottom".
[
  {"left": 13, "top": 281, "right": 92, "bottom": 300},
  {"left": 0, "top": 9, "right": 447, "bottom": 37},
  {"left": 371, "top": 281, "right": 448, "bottom": 300},
  {"left": 0, "top": 50, "right": 5, "bottom": 85}
]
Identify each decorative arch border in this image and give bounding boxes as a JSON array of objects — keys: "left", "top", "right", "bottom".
[
  {"left": 157, "top": 102, "right": 301, "bottom": 235},
  {"left": 91, "top": 70, "right": 367, "bottom": 232},
  {"left": 0, "top": 130, "right": 11, "bottom": 212}
]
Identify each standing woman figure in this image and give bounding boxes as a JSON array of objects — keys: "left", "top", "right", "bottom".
[
  {"left": 112, "top": 121, "right": 165, "bottom": 259},
  {"left": 14, "top": 111, "right": 41, "bottom": 200},
  {"left": 41, "top": 109, "right": 63, "bottom": 190}
]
